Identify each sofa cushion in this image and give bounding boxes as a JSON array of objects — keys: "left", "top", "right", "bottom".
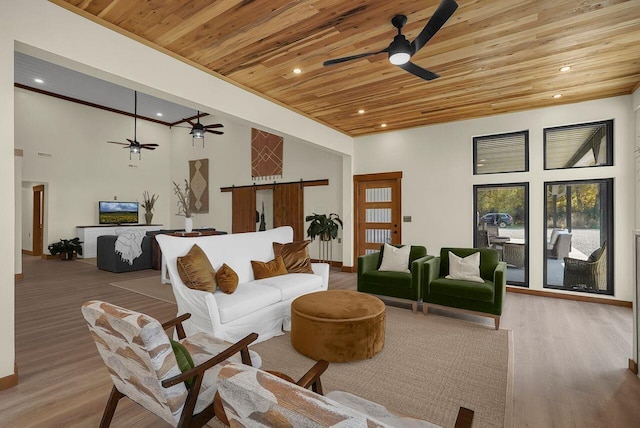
[
  {"left": 273, "top": 241, "right": 313, "bottom": 273},
  {"left": 177, "top": 244, "right": 217, "bottom": 292},
  {"left": 253, "top": 273, "right": 323, "bottom": 300},
  {"left": 361, "top": 270, "right": 412, "bottom": 289},
  {"left": 215, "top": 283, "right": 282, "bottom": 323},
  {"left": 430, "top": 278, "right": 495, "bottom": 302},
  {"left": 378, "top": 243, "right": 411, "bottom": 273},
  {"left": 251, "top": 256, "right": 289, "bottom": 280},
  {"left": 216, "top": 264, "right": 239, "bottom": 294}
]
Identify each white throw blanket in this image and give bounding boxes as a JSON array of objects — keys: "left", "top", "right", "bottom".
[{"left": 114, "top": 230, "right": 145, "bottom": 265}]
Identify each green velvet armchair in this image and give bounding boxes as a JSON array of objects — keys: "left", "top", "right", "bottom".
[
  {"left": 422, "top": 248, "right": 506, "bottom": 329},
  {"left": 357, "top": 245, "right": 431, "bottom": 313}
]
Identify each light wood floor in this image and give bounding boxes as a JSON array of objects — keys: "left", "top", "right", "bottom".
[{"left": 1, "top": 256, "right": 639, "bottom": 427}]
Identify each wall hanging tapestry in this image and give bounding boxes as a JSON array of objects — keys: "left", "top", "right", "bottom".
[
  {"left": 251, "top": 128, "right": 283, "bottom": 180},
  {"left": 189, "top": 158, "right": 209, "bottom": 213}
]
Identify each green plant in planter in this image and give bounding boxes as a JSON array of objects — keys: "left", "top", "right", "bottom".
[
  {"left": 305, "top": 213, "right": 343, "bottom": 241},
  {"left": 48, "top": 237, "right": 83, "bottom": 260}
]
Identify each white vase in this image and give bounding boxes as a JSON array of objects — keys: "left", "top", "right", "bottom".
[{"left": 185, "top": 217, "right": 193, "bottom": 233}]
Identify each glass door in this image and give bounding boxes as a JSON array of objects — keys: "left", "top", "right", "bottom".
[
  {"left": 544, "top": 179, "right": 613, "bottom": 294},
  {"left": 474, "top": 183, "right": 529, "bottom": 287}
]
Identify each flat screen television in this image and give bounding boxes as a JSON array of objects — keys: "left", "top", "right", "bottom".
[{"left": 99, "top": 201, "right": 139, "bottom": 225}]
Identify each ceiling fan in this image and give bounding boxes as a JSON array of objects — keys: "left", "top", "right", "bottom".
[
  {"left": 176, "top": 111, "right": 224, "bottom": 147},
  {"left": 107, "top": 91, "right": 158, "bottom": 159},
  {"left": 322, "top": 0, "right": 458, "bottom": 81}
]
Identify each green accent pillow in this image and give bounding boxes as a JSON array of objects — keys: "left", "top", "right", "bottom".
[{"left": 170, "top": 339, "right": 195, "bottom": 387}]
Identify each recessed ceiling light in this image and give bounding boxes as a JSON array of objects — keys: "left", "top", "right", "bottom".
[
  {"left": 156, "top": 112, "right": 163, "bottom": 117},
  {"left": 381, "top": 123, "right": 387, "bottom": 128},
  {"left": 559, "top": 66, "right": 571, "bottom": 72},
  {"left": 358, "top": 109, "right": 365, "bottom": 114},
  {"left": 34, "top": 78, "right": 44, "bottom": 84},
  {"left": 293, "top": 68, "right": 302, "bottom": 74},
  {"left": 553, "top": 94, "right": 562, "bottom": 99}
]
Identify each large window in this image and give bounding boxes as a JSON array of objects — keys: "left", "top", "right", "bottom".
[
  {"left": 544, "top": 120, "right": 613, "bottom": 170},
  {"left": 474, "top": 183, "right": 529, "bottom": 287},
  {"left": 544, "top": 179, "right": 613, "bottom": 294},
  {"left": 473, "top": 131, "right": 529, "bottom": 175}
]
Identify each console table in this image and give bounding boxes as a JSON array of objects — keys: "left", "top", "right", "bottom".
[{"left": 76, "top": 224, "right": 163, "bottom": 258}]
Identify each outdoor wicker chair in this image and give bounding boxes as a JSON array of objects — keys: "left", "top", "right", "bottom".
[{"left": 563, "top": 242, "right": 607, "bottom": 291}]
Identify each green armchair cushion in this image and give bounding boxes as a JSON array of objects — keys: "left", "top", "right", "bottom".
[
  {"left": 361, "top": 270, "right": 412, "bottom": 289},
  {"left": 429, "top": 278, "right": 495, "bottom": 302}
]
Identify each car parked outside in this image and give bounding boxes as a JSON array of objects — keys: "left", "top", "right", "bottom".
[{"left": 480, "top": 213, "right": 513, "bottom": 228}]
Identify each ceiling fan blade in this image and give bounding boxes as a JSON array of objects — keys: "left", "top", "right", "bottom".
[
  {"left": 141, "top": 146, "right": 157, "bottom": 150},
  {"left": 126, "top": 138, "right": 135, "bottom": 144},
  {"left": 203, "top": 124, "right": 224, "bottom": 129},
  {"left": 206, "top": 130, "right": 224, "bottom": 135},
  {"left": 107, "top": 141, "right": 129, "bottom": 146},
  {"left": 398, "top": 62, "right": 440, "bottom": 81},
  {"left": 140, "top": 143, "right": 159, "bottom": 147},
  {"left": 323, "top": 49, "right": 387, "bottom": 66},
  {"left": 410, "top": 0, "right": 458, "bottom": 54}
]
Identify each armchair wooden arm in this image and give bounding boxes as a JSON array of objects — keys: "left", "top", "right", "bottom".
[
  {"left": 161, "top": 313, "right": 191, "bottom": 339},
  {"left": 162, "top": 332, "right": 259, "bottom": 388},
  {"left": 296, "top": 360, "right": 329, "bottom": 395}
]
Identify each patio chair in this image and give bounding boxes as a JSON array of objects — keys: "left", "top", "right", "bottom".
[
  {"left": 563, "top": 242, "right": 607, "bottom": 291},
  {"left": 547, "top": 230, "right": 572, "bottom": 259},
  {"left": 81, "top": 300, "right": 260, "bottom": 427}
]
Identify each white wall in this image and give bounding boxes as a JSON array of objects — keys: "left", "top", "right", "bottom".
[
  {"left": 14, "top": 155, "right": 22, "bottom": 276},
  {"left": 355, "top": 95, "right": 636, "bottom": 302},
  {"left": 168, "top": 117, "right": 344, "bottom": 261},
  {"left": 15, "top": 88, "right": 172, "bottom": 249}
]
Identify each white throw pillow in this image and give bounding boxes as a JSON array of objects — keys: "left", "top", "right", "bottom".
[
  {"left": 378, "top": 243, "right": 410, "bottom": 273},
  {"left": 445, "top": 251, "right": 484, "bottom": 283}
]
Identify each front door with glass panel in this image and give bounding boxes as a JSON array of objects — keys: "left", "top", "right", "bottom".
[
  {"left": 474, "top": 183, "right": 529, "bottom": 287},
  {"left": 354, "top": 173, "right": 402, "bottom": 258}
]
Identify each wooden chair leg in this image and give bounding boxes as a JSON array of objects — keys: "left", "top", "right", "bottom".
[
  {"left": 411, "top": 302, "right": 418, "bottom": 314},
  {"left": 494, "top": 316, "right": 500, "bottom": 330},
  {"left": 422, "top": 303, "right": 429, "bottom": 316},
  {"left": 99, "top": 386, "right": 124, "bottom": 428}
]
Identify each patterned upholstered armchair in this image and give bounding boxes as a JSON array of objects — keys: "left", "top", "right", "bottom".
[
  {"left": 563, "top": 242, "right": 607, "bottom": 291},
  {"left": 81, "top": 301, "right": 261, "bottom": 427},
  {"left": 217, "top": 362, "right": 474, "bottom": 428}
]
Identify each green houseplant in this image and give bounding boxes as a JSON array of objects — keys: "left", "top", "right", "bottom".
[
  {"left": 305, "top": 213, "right": 343, "bottom": 263},
  {"left": 305, "top": 213, "right": 343, "bottom": 241},
  {"left": 48, "top": 237, "right": 83, "bottom": 260}
]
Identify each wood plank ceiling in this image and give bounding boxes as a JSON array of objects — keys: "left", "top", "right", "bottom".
[{"left": 52, "top": 0, "right": 640, "bottom": 137}]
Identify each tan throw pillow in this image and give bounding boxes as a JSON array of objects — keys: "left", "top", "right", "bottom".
[
  {"left": 273, "top": 241, "right": 313, "bottom": 274},
  {"left": 251, "top": 256, "right": 289, "bottom": 280},
  {"left": 176, "top": 245, "right": 217, "bottom": 292},
  {"left": 216, "top": 264, "right": 239, "bottom": 294}
]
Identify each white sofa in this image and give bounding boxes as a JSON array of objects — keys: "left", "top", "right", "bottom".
[{"left": 156, "top": 226, "right": 329, "bottom": 344}]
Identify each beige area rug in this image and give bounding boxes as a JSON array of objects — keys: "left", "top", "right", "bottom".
[
  {"left": 109, "top": 275, "right": 176, "bottom": 304},
  {"left": 251, "top": 307, "right": 513, "bottom": 428}
]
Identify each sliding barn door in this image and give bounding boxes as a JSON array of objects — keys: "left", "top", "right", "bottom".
[
  {"left": 232, "top": 187, "right": 256, "bottom": 233},
  {"left": 273, "top": 182, "right": 304, "bottom": 241}
]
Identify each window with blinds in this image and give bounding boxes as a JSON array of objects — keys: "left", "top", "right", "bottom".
[
  {"left": 473, "top": 131, "right": 529, "bottom": 175},
  {"left": 544, "top": 120, "right": 613, "bottom": 170}
]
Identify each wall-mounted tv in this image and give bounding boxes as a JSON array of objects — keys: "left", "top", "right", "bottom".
[{"left": 99, "top": 201, "right": 139, "bottom": 225}]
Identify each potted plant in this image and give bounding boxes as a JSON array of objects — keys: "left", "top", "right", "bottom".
[
  {"left": 305, "top": 213, "right": 343, "bottom": 263},
  {"left": 173, "top": 180, "right": 193, "bottom": 232},
  {"left": 48, "top": 237, "right": 83, "bottom": 260},
  {"left": 141, "top": 190, "right": 159, "bottom": 225},
  {"left": 306, "top": 213, "right": 343, "bottom": 241}
]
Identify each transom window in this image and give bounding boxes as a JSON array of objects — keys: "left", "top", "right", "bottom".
[
  {"left": 544, "top": 120, "right": 613, "bottom": 170},
  {"left": 473, "top": 131, "right": 529, "bottom": 175}
]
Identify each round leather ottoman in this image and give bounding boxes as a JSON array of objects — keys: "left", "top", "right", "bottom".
[{"left": 291, "top": 290, "right": 385, "bottom": 362}]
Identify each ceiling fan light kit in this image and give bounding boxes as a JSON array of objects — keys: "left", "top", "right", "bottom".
[
  {"left": 181, "top": 110, "right": 224, "bottom": 147},
  {"left": 107, "top": 90, "right": 159, "bottom": 160},
  {"left": 323, "top": 0, "right": 458, "bottom": 81}
]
